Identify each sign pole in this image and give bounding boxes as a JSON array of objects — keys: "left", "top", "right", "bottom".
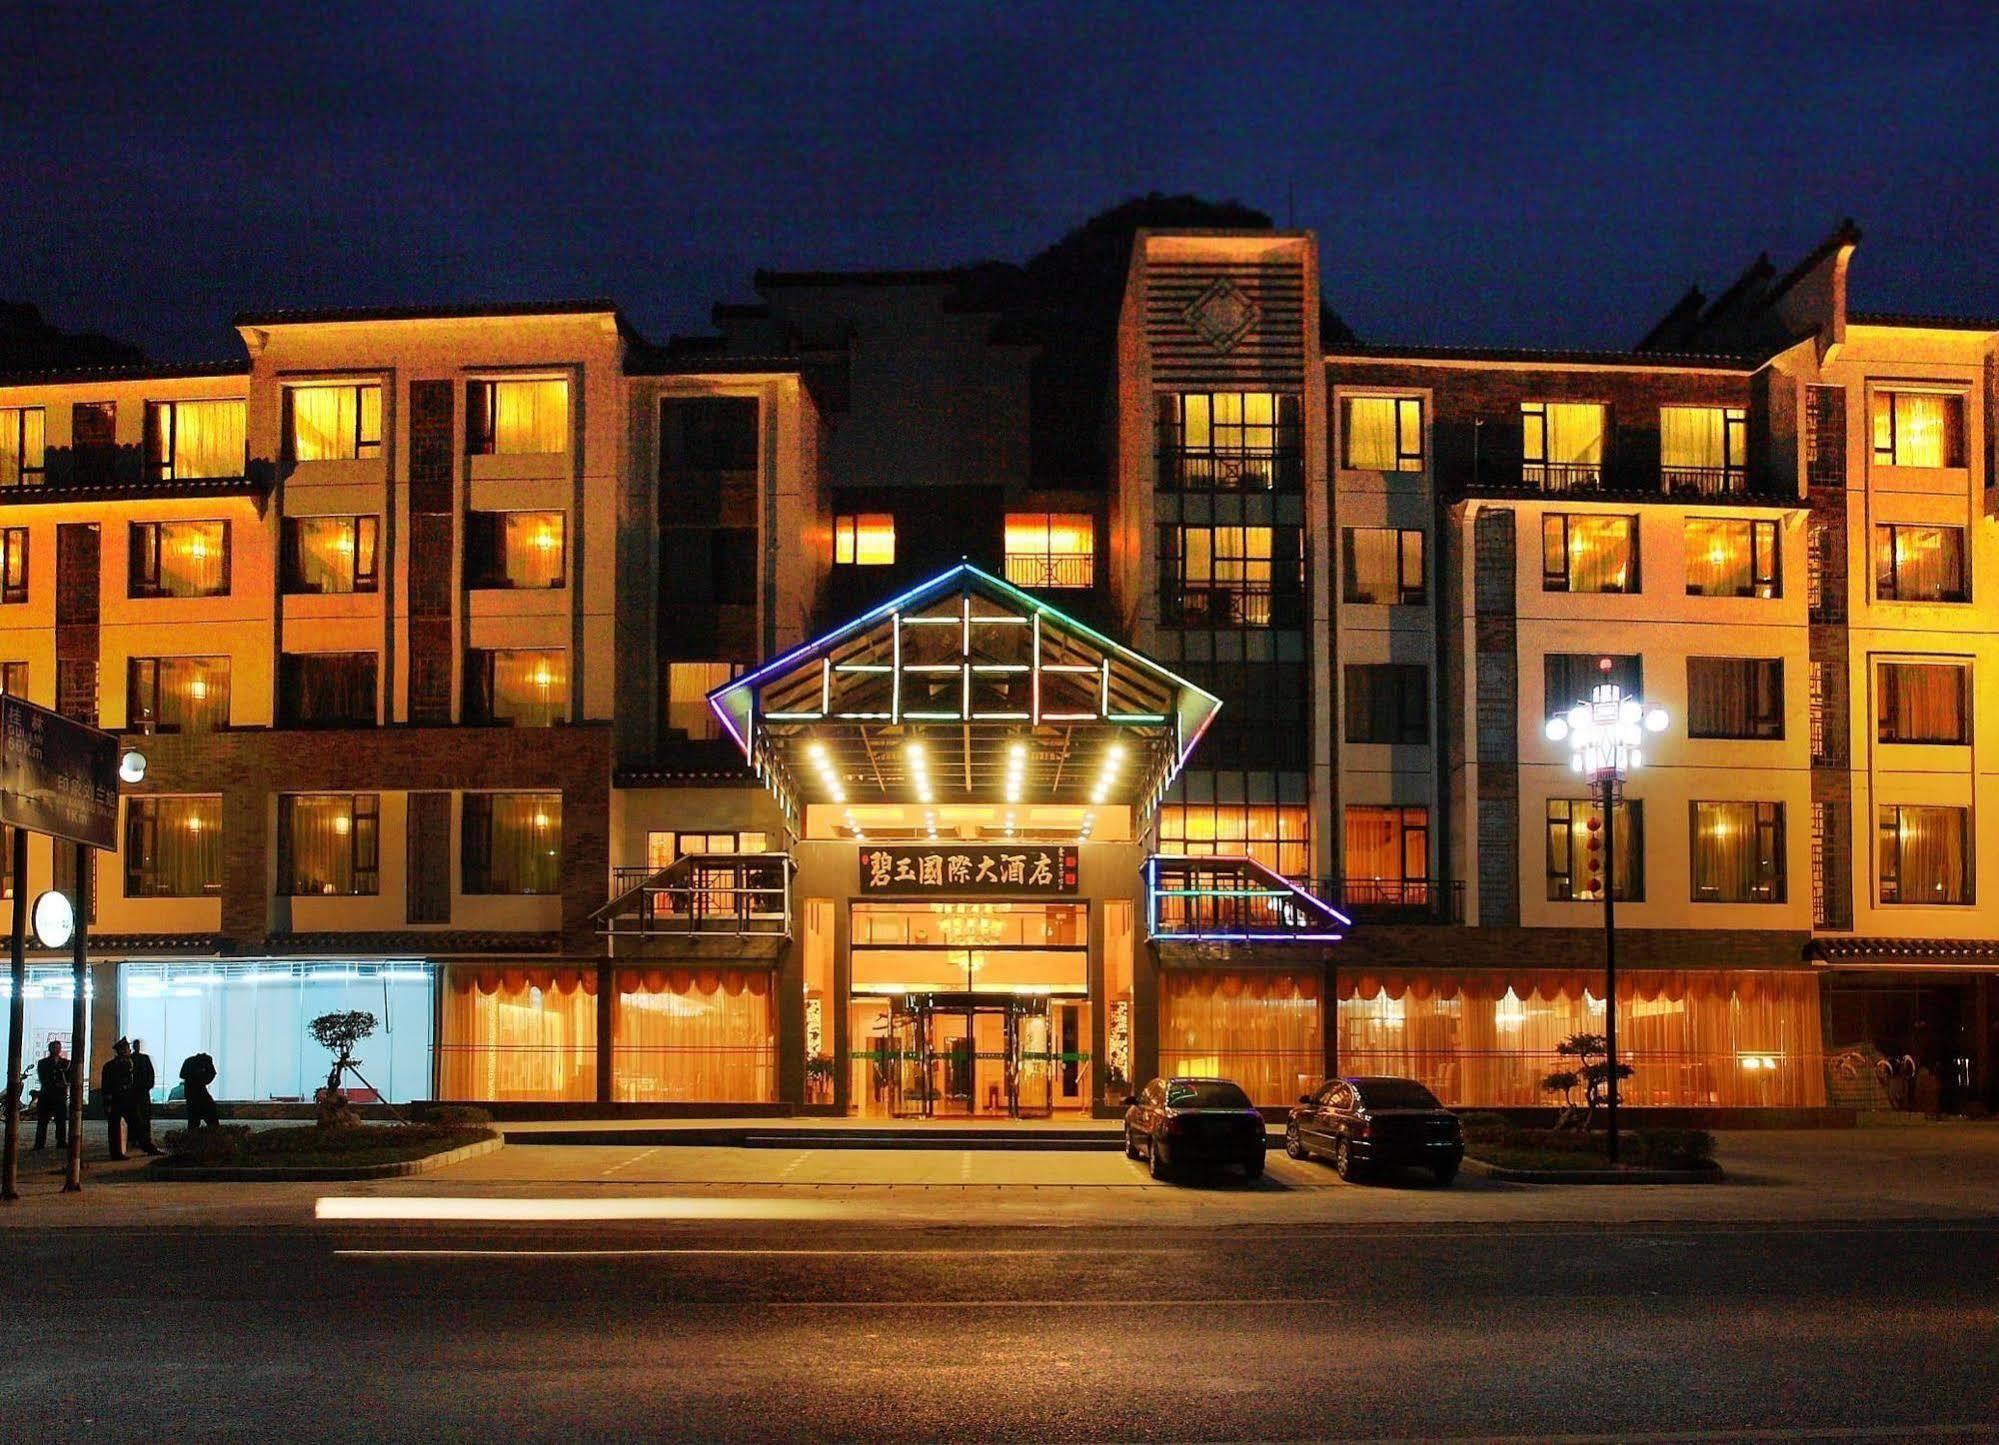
[
  {"left": 63, "top": 842, "right": 87, "bottom": 1193},
  {"left": 2, "top": 826, "right": 28, "bottom": 1202}
]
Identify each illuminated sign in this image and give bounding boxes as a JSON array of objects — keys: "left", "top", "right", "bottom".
[{"left": 858, "top": 845, "right": 1079, "bottom": 896}]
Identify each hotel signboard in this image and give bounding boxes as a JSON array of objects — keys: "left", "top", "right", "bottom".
[
  {"left": 0, "top": 696, "right": 119, "bottom": 851},
  {"left": 858, "top": 845, "right": 1079, "bottom": 897}
]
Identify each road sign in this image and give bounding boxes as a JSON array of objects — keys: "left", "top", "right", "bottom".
[{"left": 0, "top": 696, "right": 119, "bottom": 851}]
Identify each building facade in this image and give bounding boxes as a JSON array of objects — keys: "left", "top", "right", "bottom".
[{"left": 1, "top": 217, "right": 1992, "bottom": 1116}]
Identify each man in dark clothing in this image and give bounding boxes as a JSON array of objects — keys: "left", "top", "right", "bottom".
[
  {"left": 127, "top": 1039, "right": 161, "bottom": 1155},
  {"left": 32, "top": 1040, "right": 70, "bottom": 1150},
  {"left": 179, "top": 1052, "right": 220, "bottom": 1130},
  {"left": 100, "top": 1039, "right": 133, "bottom": 1160}
]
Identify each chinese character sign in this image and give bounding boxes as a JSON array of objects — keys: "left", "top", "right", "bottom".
[
  {"left": 0, "top": 696, "right": 119, "bottom": 850},
  {"left": 857, "top": 845, "right": 1080, "bottom": 896}
]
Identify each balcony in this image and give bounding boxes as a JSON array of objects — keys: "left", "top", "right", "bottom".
[
  {"left": 598, "top": 853, "right": 792, "bottom": 941},
  {"left": 1157, "top": 450, "right": 1303, "bottom": 493},
  {"left": 1146, "top": 855, "right": 1348, "bottom": 943},
  {"left": 1523, "top": 461, "right": 1603, "bottom": 492},
  {"left": 1660, "top": 465, "right": 1748, "bottom": 496},
  {"left": 1315, "top": 877, "right": 1465, "bottom": 925},
  {"left": 1161, "top": 583, "right": 1303, "bottom": 629},
  {"left": 1002, "top": 553, "right": 1094, "bottom": 590}
]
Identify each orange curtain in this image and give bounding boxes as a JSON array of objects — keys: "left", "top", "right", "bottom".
[
  {"left": 1158, "top": 969, "right": 1322, "bottom": 1107},
  {"left": 613, "top": 970, "right": 776, "bottom": 1103},
  {"left": 440, "top": 967, "right": 596, "bottom": 1101}
]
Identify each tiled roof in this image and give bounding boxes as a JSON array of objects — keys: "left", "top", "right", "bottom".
[
  {"left": 1849, "top": 311, "right": 1999, "bottom": 332},
  {"left": 1807, "top": 937, "right": 1999, "bottom": 965},
  {"left": 1326, "top": 342, "right": 1757, "bottom": 370},
  {"left": 0, "top": 358, "right": 247, "bottom": 389},
  {"left": 260, "top": 931, "right": 567, "bottom": 955},
  {"left": 232, "top": 299, "right": 623, "bottom": 327}
]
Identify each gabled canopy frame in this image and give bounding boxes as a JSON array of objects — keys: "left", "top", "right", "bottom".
[{"left": 710, "top": 564, "right": 1222, "bottom": 823}]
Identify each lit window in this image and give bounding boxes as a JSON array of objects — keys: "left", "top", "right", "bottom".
[
  {"left": 465, "top": 649, "right": 568, "bottom": 728},
  {"left": 1660, "top": 406, "right": 1746, "bottom": 492},
  {"left": 0, "top": 527, "right": 25, "bottom": 604},
  {"left": 1522, "top": 402, "right": 1605, "bottom": 488},
  {"left": 1342, "top": 805, "right": 1430, "bottom": 905},
  {"left": 1871, "top": 390, "right": 1965, "bottom": 469},
  {"left": 127, "top": 656, "right": 230, "bottom": 733},
  {"left": 279, "top": 793, "right": 379, "bottom": 896},
  {"left": 1876, "top": 662, "right": 1968, "bottom": 745},
  {"left": 1878, "top": 804, "right": 1972, "bottom": 904},
  {"left": 468, "top": 378, "right": 569, "bottom": 456},
  {"left": 1343, "top": 396, "right": 1423, "bottom": 472},
  {"left": 1156, "top": 803, "right": 1310, "bottom": 881},
  {"left": 0, "top": 407, "right": 45, "bottom": 488},
  {"left": 288, "top": 384, "right": 382, "bottom": 462},
  {"left": 463, "top": 792, "right": 562, "bottom": 895},
  {"left": 833, "top": 514, "right": 895, "bottom": 566},
  {"left": 1691, "top": 801, "right": 1785, "bottom": 903},
  {"left": 1686, "top": 657, "right": 1784, "bottom": 740},
  {"left": 1169, "top": 525, "right": 1304, "bottom": 626},
  {"left": 1003, "top": 513, "right": 1094, "bottom": 588},
  {"left": 1875, "top": 524, "right": 1968, "bottom": 603},
  {"left": 1684, "top": 517, "right": 1778, "bottom": 598},
  {"left": 144, "top": 399, "right": 246, "bottom": 481},
  {"left": 1158, "top": 392, "right": 1302, "bottom": 490},
  {"left": 1341, "top": 527, "right": 1424, "bottom": 605},
  {"left": 1546, "top": 799, "right": 1642, "bottom": 901},
  {"left": 0, "top": 662, "right": 25, "bottom": 696},
  {"left": 666, "top": 661, "right": 742, "bottom": 741},
  {"left": 129, "top": 520, "right": 229, "bottom": 598},
  {"left": 278, "top": 652, "right": 377, "bottom": 727},
  {"left": 649, "top": 830, "right": 768, "bottom": 869},
  {"left": 468, "top": 511, "right": 565, "bottom": 589},
  {"left": 124, "top": 796, "right": 221, "bottom": 898},
  {"left": 1343, "top": 664, "right": 1428, "bottom": 745},
  {"left": 282, "top": 516, "right": 379, "bottom": 594},
  {"left": 1542, "top": 514, "right": 1636, "bottom": 593}
]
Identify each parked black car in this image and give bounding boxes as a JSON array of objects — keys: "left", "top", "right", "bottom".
[
  {"left": 1285, "top": 1076, "right": 1463, "bottom": 1184},
  {"left": 1123, "top": 1076, "right": 1266, "bottom": 1180}
]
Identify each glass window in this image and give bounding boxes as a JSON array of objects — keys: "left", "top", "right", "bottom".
[
  {"left": 1003, "top": 513, "right": 1094, "bottom": 588},
  {"left": 127, "top": 656, "right": 230, "bottom": 733},
  {"left": 1691, "top": 801, "right": 1785, "bottom": 903},
  {"left": 1169, "top": 525, "right": 1302, "bottom": 626},
  {"left": 465, "top": 649, "right": 567, "bottom": 727},
  {"left": 0, "top": 407, "right": 45, "bottom": 488},
  {"left": 645, "top": 830, "right": 769, "bottom": 871},
  {"left": 1342, "top": 805, "right": 1430, "bottom": 905},
  {"left": 70, "top": 401, "right": 115, "bottom": 484},
  {"left": 665, "top": 661, "right": 742, "bottom": 741},
  {"left": 0, "top": 662, "right": 25, "bottom": 697},
  {"left": 1876, "top": 662, "right": 1968, "bottom": 745},
  {"left": 1542, "top": 514, "right": 1636, "bottom": 593},
  {"left": 467, "top": 511, "right": 564, "bottom": 589},
  {"left": 145, "top": 399, "right": 245, "bottom": 481},
  {"left": 1522, "top": 402, "right": 1606, "bottom": 488},
  {"left": 123, "top": 796, "right": 221, "bottom": 898},
  {"left": 1344, "top": 396, "right": 1423, "bottom": 471},
  {"left": 282, "top": 516, "right": 378, "bottom": 594},
  {"left": 279, "top": 793, "right": 379, "bottom": 896},
  {"left": 278, "top": 652, "right": 377, "bottom": 727},
  {"left": 439, "top": 967, "right": 595, "bottom": 1102},
  {"left": 1871, "top": 390, "right": 1965, "bottom": 468},
  {"left": 462, "top": 792, "right": 561, "bottom": 895},
  {"left": 1156, "top": 804, "right": 1310, "bottom": 881},
  {"left": 615, "top": 969, "right": 777, "bottom": 1103},
  {"left": 1685, "top": 518, "right": 1778, "bottom": 598},
  {"left": 833, "top": 513, "right": 895, "bottom": 566},
  {"left": 1687, "top": 657, "right": 1784, "bottom": 740},
  {"left": 1660, "top": 406, "right": 1747, "bottom": 491},
  {"left": 1159, "top": 969, "right": 1319, "bottom": 1107},
  {"left": 1875, "top": 524, "right": 1968, "bottom": 603},
  {"left": 468, "top": 378, "right": 569, "bottom": 456},
  {"left": 129, "top": 520, "right": 229, "bottom": 598},
  {"left": 1343, "top": 664, "right": 1428, "bottom": 745},
  {"left": 288, "top": 384, "right": 381, "bottom": 462},
  {"left": 1157, "top": 392, "right": 1303, "bottom": 491},
  {"left": 0, "top": 527, "right": 25, "bottom": 604},
  {"left": 1544, "top": 654, "right": 1641, "bottom": 718},
  {"left": 1546, "top": 798, "right": 1643, "bottom": 901},
  {"left": 1878, "top": 804, "right": 1972, "bottom": 904},
  {"left": 1341, "top": 528, "right": 1425, "bottom": 605}
]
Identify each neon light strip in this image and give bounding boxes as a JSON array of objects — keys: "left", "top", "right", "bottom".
[
  {"left": 1109, "top": 713, "right": 1168, "bottom": 723},
  {"left": 1151, "top": 933, "right": 1345, "bottom": 944},
  {"left": 903, "top": 711, "right": 960, "bottom": 721},
  {"left": 762, "top": 711, "right": 825, "bottom": 721},
  {"left": 1031, "top": 612, "right": 1042, "bottom": 725}
]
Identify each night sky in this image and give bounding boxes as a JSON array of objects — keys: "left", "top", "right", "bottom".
[{"left": 9, "top": 0, "right": 1997, "bottom": 362}]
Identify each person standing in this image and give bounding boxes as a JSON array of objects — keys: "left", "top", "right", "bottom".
[
  {"left": 100, "top": 1039, "right": 134, "bottom": 1160},
  {"left": 32, "top": 1040, "right": 70, "bottom": 1151},
  {"left": 127, "top": 1038, "right": 161, "bottom": 1155},
  {"left": 179, "top": 1051, "right": 220, "bottom": 1131}
]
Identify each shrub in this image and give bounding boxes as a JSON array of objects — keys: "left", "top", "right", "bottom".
[
  {"left": 165, "top": 1124, "right": 253, "bottom": 1166},
  {"left": 1457, "top": 1112, "right": 1512, "bottom": 1144},
  {"left": 1632, "top": 1128, "right": 1716, "bottom": 1169},
  {"left": 425, "top": 1104, "right": 494, "bottom": 1127}
]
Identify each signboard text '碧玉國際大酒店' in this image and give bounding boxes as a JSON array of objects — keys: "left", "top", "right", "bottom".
[{"left": 858, "top": 845, "right": 1079, "bottom": 896}]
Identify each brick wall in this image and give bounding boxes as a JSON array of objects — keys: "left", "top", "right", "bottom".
[{"left": 1472, "top": 508, "right": 1518, "bottom": 926}]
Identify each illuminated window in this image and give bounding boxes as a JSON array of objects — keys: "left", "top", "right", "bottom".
[
  {"left": 0, "top": 527, "right": 25, "bottom": 604},
  {"left": 1546, "top": 799, "right": 1642, "bottom": 901},
  {"left": 1871, "top": 390, "right": 1965, "bottom": 469},
  {"left": 1878, "top": 804, "right": 1971, "bottom": 904},
  {"left": 1343, "top": 664, "right": 1428, "bottom": 745},
  {"left": 1341, "top": 527, "right": 1424, "bottom": 605},
  {"left": 833, "top": 514, "right": 895, "bottom": 566},
  {"left": 278, "top": 793, "right": 379, "bottom": 896},
  {"left": 468, "top": 378, "right": 569, "bottom": 456},
  {"left": 282, "top": 516, "right": 378, "bottom": 594},
  {"left": 1876, "top": 661, "right": 1968, "bottom": 745},
  {"left": 1522, "top": 402, "right": 1605, "bottom": 488},
  {"left": 0, "top": 407, "right": 44, "bottom": 488},
  {"left": 287, "top": 384, "right": 381, "bottom": 462},
  {"left": 467, "top": 511, "right": 565, "bottom": 589},
  {"left": 1343, "top": 396, "right": 1423, "bottom": 471},
  {"left": 144, "top": 399, "right": 246, "bottom": 481},
  {"left": 1167, "top": 525, "right": 1304, "bottom": 626},
  {"left": 1157, "top": 392, "right": 1302, "bottom": 490},
  {"left": 464, "top": 648, "right": 567, "bottom": 727},
  {"left": 1874, "top": 524, "right": 1967, "bottom": 602},
  {"left": 1687, "top": 657, "right": 1784, "bottom": 740},
  {"left": 127, "top": 656, "right": 230, "bottom": 733},
  {"left": 1542, "top": 514, "right": 1636, "bottom": 594},
  {"left": 1003, "top": 513, "right": 1094, "bottom": 588},
  {"left": 129, "top": 520, "right": 229, "bottom": 598},
  {"left": 1342, "top": 805, "right": 1430, "bottom": 905},
  {"left": 1660, "top": 406, "right": 1746, "bottom": 492},
  {"left": 1156, "top": 804, "right": 1310, "bottom": 881},
  {"left": 1544, "top": 654, "right": 1640, "bottom": 717},
  {"left": 0, "top": 662, "right": 24, "bottom": 696},
  {"left": 1691, "top": 801, "right": 1784, "bottom": 903},
  {"left": 666, "top": 661, "right": 742, "bottom": 741},
  {"left": 1684, "top": 517, "right": 1778, "bottom": 598},
  {"left": 278, "top": 652, "right": 377, "bottom": 727},
  {"left": 123, "top": 796, "right": 221, "bottom": 898},
  {"left": 463, "top": 792, "right": 562, "bottom": 895},
  {"left": 646, "top": 830, "right": 769, "bottom": 870}
]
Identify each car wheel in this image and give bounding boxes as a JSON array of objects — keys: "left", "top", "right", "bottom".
[
  {"left": 1123, "top": 1126, "right": 1140, "bottom": 1160},
  {"left": 1334, "top": 1137, "right": 1359, "bottom": 1182},
  {"left": 1431, "top": 1161, "right": 1459, "bottom": 1187},
  {"left": 1147, "top": 1135, "right": 1171, "bottom": 1180},
  {"left": 1284, "top": 1122, "right": 1306, "bottom": 1159},
  {"left": 1242, "top": 1152, "right": 1265, "bottom": 1181}
]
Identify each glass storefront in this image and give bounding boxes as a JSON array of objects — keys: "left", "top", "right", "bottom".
[
  {"left": 0, "top": 966, "right": 92, "bottom": 1070},
  {"left": 440, "top": 966, "right": 596, "bottom": 1102},
  {"left": 1159, "top": 968, "right": 1324, "bottom": 1107},
  {"left": 613, "top": 967, "right": 776, "bottom": 1104}
]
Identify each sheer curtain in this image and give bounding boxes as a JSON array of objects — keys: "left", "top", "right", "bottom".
[
  {"left": 1877, "top": 525, "right": 1965, "bottom": 600},
  {"left": 170, "top": 400, "right": 247, "bottom": 478},
  {"left": 494, "top": 380, "right": 569, "bottom": 454},
  {"left": 1886, "top": 806, "right": 1969, "bottom": 903},
  {"left": 1345, "top": 398, "right": 1401, "bottom": 469},
  {"left": 1692, "top": 802, "right": 1761, "bottom": 901},
  {"left": 291, "top": 386, "right": 357, "bottom": 462},
  {"left": 1660, "top": 406, "right": 1724, "bottom": 470},
  {"left": 1880, "top": 393, "right": 1959, "bottom": 468},
  {"left": 492, "top": 650, "right": 567, "bottom": 727},
  {"left": 614, "top": 969, "right": 776, "bottom": 1102},
  {"left": 1344, "top": 527, "right": 1399, "bottom": 602},
  {"left": 1879, "top": 663, "right": 1964, "bottom": 743},
  {"left": 1544, "top": 403, "right": 1605, "bottom": 465},
  {"left": 467, "top": 793, "right": 561, "bottom": 894},
  {"left": 129, "top": 797, "right": 221, "bottom": 896},
  {"left": 502, "top": 512, "right": 565, "bottom": 587},
  {"left": 160, "top": 521, "right": 228, "bottom": 595},
  {"left": 0, "top": 407, "right": 43, "bottom": 486},
  {"left": 1565, "top": 517, "right": 1631, "bottom": 592},
  {"left": 1158, "top": 970, "right": 1322, "bottom": 1107},
  {"left": 1684, "top": 519, "right": 1750, "bottom": 595},
  {"left": 161, "top": 656, "right": 230, "bottom": 731},
  {"left": 441, "top": 968, "right": 596, "bottom": 1101},
  {"left": 284, "top": 795, "right": 357, "bottom": 895}
]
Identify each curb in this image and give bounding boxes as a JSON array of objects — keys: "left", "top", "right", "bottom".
[
  {"left": 1462, "top": 1156, "right": 1724, "bottom": 1185},
  {"left": 147, "top": 1131, "right": 504, "bottom": 1183}
]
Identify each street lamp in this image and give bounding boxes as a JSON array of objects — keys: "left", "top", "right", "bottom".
[{"left": 1544, "top": 657, "right": 1667, "bottom": 1164}]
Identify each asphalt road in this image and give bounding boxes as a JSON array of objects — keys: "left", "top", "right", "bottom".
[{"left": 2, "top": 1215, "right": 1994, "bottom": 1441}]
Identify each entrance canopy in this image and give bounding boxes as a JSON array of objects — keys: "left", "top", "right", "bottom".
[{"left": 711, "top": 564, "right": 1222, "bottom": 825}]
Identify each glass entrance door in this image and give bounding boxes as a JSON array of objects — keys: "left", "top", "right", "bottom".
[{"left": 876, "top": 992, "right": 1071, "bottom": 1118}]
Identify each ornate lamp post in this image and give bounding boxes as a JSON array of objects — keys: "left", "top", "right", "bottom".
[{"left": 1544, "top": 658, "right": 1667, "bottom": 1164}]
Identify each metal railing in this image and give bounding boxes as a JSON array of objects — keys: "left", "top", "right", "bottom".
[
  {"left": 1522, "top": 461, "right": 1603, "bottom": 492},
  {"left": 1146, "top": 855, "right": 1346, "bottom": 941},
  {"left": 1660, "top": 465, "right": 1747, "bottom": 496},
  {"left": 1002, "top": 553, "right": 1095, "bottom": 590},
  {"left": 599, "top": 853, "right": 792, "bottom": 938},
  {"left": 1315, "top": 877, "right": 1465, "bottom": 924},
  {"left": 1163, "top": 582, "right": 1303, "bottom": 629},
  {"left": 1157, "top": 450, "right": 1303, "bottom": 492}
]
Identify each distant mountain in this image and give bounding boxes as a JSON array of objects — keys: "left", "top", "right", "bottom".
[{"left": 0, "top": 302, "right": 146, "bottom": 372}]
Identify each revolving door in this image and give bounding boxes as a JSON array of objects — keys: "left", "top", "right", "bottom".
[{"left": 883, "top": 992, "right": 1057, "bottom": 1119}]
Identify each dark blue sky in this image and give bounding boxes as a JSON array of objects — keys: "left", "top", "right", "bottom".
[{"left": 7, "top": 0, "right": 1996, "bottom": 361}]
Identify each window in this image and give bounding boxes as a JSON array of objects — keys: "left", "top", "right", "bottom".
[
  {"left": 127, "top": 657, "right": 230, "bottom": 733},
  {"left": 1003, "top": 513, "right": 1094, "bottom": 589},
  {"left": 144, "top": 399, "right": 245, "bottom": 481},
  {"left": 1522, "top": 402, "right": 1606, "bottom": 488},
  {"left": 287, "top": 384, "right": 381, "bottom": 462},
  {"left": 1168, "top": 525, "right": 1303, "bottom": 626},
  {"left": 1342, "top": 805, "right": 1430, "bottom": 905},
  {"left": 468, "top": 378, "right": 569, "bottom": 456},
  {"left": 1687, "top": 657, "right": 1784, "bottom": 740},
  {"left": 1544, "top": 654, "right": 1642, "bottom": 717},
  {"left": 279, "top": 794, "right": 379, "bottom": 896},
  {"left": 0, "top": 527, "right": 24, "bottom": 604},
  {"left": 1691, "top": 801, "right": 1785, "bottom": 903},
  {"left": 0, "top": 662, "right": 24, "bottom": 696},
  {"left": 1156, "top": 803, "right": 1311, "bottom": 880},
  {"left": 1660, "top": 406, "right": 1747, "bottom": 492},
  {"left": 1871, "top": 390, "right": 1965, "bottom": 468},
  {"left": 123, "top": 796, "right": 221, "bottom": 898},
  {"left": 645, "top": 830, "right": 770, "bottom": 870},
  {"left": 1341, "top": 528, "right": 1425, "bottom": 605},
  {"left": 1157, "top": 392, "right": 1302, "bottom": 490},
  {"left": 464, "top": 649, "right": 567, "bottom": 727},
  {"left": 1685, "top": 517, "right": 1778, "bottom": 598},
  {"left": 1546, "top": 799, "right": 1643, "bottom": 901},
  {"left": 278, "top": 652, "right": 377, "bottom": 727},
  {"left": 0, "top": 407, "right": 44, "bottom": 488},
  {"left": 1875, "top": 524, "right": 1968, "bottom": 603},
  {"left": 282, "top": 516, "right": 378, "bottom": 594},
  {"left": 462, "top": 792, "right": 561, "bottom": 895},
  {"left": 665, "top": 661, "right": 742, "bottom": 741},
  {"left": 659, "top": 396, "right": 759, "bottom": 473},
  {"left": 1877, "top": 662, "right": 1968, "bottom": 745},
  {"left": 129, "top": 521, "right": 229, "bottom": 598},
  {"left": 833, "top": 513, "right": 895, "bottom": 566},
  {"left": 1343, "top": 664, "right": 1428, "bottom": 745},
  {"left": 70, "top": 401, "right": 115, "bottom": 484},
  {"left": 1542, "top": 514, "right": 1636, "bottom": 593},
  {"left": 467, "top": 511, "right": 565, "bottom": 589},
  {"left": 1344, "top": 396, "right": 1423, "bottom": 471},
  {"left": 1878, "top": 804, "right": 1972, "bottom": 904}
]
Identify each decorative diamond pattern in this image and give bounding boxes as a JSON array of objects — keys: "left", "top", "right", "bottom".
[{"left": 1183, "top": 278, "right": 1260, "bottom": 353}]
